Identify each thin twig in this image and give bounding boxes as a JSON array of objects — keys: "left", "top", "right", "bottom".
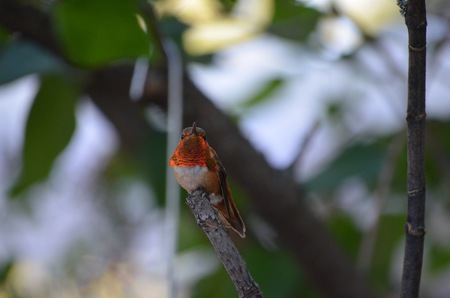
[
  {"left": 186, "top": 189, "right": 263, "bottom": 298},
  {"left": 400, "top": 0, "right": 427, "bottom": 297}
]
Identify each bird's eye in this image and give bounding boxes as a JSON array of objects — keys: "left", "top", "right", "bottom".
[{"left": 181, "top": 135, "right": 185, "bottom": 140}]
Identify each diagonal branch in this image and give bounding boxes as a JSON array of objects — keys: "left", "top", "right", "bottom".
[{"left": 186, "top": 189, "right": 263, "bottom": 298}]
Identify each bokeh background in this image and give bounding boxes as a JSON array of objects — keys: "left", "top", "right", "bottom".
[{"left": 1, "top": 0, "right": 450, "bottom": 297}]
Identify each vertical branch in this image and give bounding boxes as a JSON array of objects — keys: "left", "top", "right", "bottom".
[{"left": 400, "top": 0, "right": 427, "bottom": 297}]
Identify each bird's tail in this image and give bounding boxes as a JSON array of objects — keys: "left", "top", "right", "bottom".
[{"left": 212, "top": 185, "right": 246, "bottom": 238}]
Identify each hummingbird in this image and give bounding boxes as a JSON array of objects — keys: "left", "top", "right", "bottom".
[{"left": 169, "top": 122, "right": 246, "bottom": 238}]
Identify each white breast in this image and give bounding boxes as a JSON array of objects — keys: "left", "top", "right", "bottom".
[{"left": 172, "top": 165, "right": 208, "bottom": 192}]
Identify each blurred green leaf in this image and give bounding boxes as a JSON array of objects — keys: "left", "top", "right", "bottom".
[
  {"left": 139, "top": 129, "right": 167, "bottom": 205},
  {"left": 10, "top": 74, "right": 78, "bottom": 196},
  {"left": 326, "top": 101, "right": 345, "bottom": 119},
  {"left": 53, "top": 0, "right": 150, "bottom": 67},
  {"left": 429, "top": 244, "right": 450, "bottom": 274},
  {"left": 370, "top": 214, "right": 404, "bottom": 291},
  {"left": 243, "top": 248, "right": 317, "bottom": 298},
  {"left": 0, "top": 41, "right": 64, "bottom": 85},
  {"left": 390, "top": 145, "right": 407, "bottom": 194},
  {"left": 425, "top": 120, "right": 450, "bottom": 189},
  {"left": 157, "top": 16, "right": 195, "bottom": 62},
  {"left": 217, "top": 0, "right": 237, "bottom": 12},
  {"left": 328, "top": 214, "right": 362, "bottom": 258},
  {"left": 0, "top": 27, "right": 11, "bottom": 44},
  {"left": 178, "top": 211, "right": 210, "bottom": 251},
  {"left": 158, "top": 16, "right": 188, "bottom": 47},
  {"left": 268, "top": 3, "right": 320, "bottom": 41},
  {"left": 193, "top": 265, "right": 236, "bottom": 298},
  {"left": 305, "top": 142, "right": 385, "bottom": 194},
  {"left": 0, "top": 261, "right": 13, "bottom": 284},
  {"left": 239, "top": 77, "right": 284, "bottom": 110}
]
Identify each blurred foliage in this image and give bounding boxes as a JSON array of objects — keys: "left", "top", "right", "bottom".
[
  {"left": 9, "top": 74, "right": 79, "bottom": 196},
  {"left": 1, "top": 0, "right": 450, "bottom": 297},
  {"left": 138, "top": 129, "right": 168, "bottom": 205},
  {"left": 0, "top": 41, "right": 65, "bottom": 85},
  {"left": 194, "top": 246, "right": 320, "bottom": 298},
  {"left": 53, "top": 0, "right": 151, "bottom": 66},
  {"left": 370, "top": 215, "right": 405, "bottom": 291},
  {"left": 242, "top": 248, "right": 318, "bottom": 298},
  {"left": 305, "top": 141, "right": 386, "bottom": 194},
  {"left": 0, "top": 262, "right": 12, "bottom": 285},
  {"left": 269, "top": 2, "right": 321, "bottom": 41},
  {"left": 328, "top": 214, "right": 362, "bottom": 258},
  {"left": 429, "top": 245, "right": 450, "bottom": 274},
  {"left": 237, "top": 77, "right": 285, "bottom": 112},
  {"left": 217, "top": 0, "right": 237, "bottom": 12},
  {"left": 157, "top": 16, "right": 188, "bottom": 51}
]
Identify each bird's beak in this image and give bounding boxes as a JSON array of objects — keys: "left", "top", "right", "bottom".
[{"left": 191, "top": 122, "right": 197, "bottom": 135}]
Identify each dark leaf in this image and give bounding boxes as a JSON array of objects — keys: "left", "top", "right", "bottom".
[
  {"left": 328, "top": 214, "right": 362, "bottom": 258},
  {"left": 158, "top": 16, "right": 189, "bottom": 58},
  {"left": 370, "top": 214, "right": 404, "bottom": 291},
  {"left": 0, "top": 27, "right": 10, "bottom": 44},
  {"left": 425, "top": 120, "right": 450, "bottom": 188},
  {"left": 305, "top": 141, "right": 385, "bottom": 193},
  {"left": 0, "top": 41, "right": 65, "bottom": 85},
  {"left": 239, "top": 77, "right": 284, "bottom": 110},
  {"left": 217, "top": 0, "right": 237, "bottom": 12},
  {"left": 10, "top": 74, "right": 78, "bottom": 196},
  {"left": 139, "top": 129, "right": 167, "bottom": 205},
  {"left": 193, "top": 265, "right": 236, "bottom": 298},
  {"left": 53, "top": 0, "right": 151, "bottom": 67},
  {"left": 0, "top": 261, "right": 13, "bottom": 283},
  {"left": 242, "top": 248, "right": 317, "bottom": 298},
  {"left": 429, "top": 244, "right": 450, "bottom": 274},
  {"left": 178, "top": 211, "right": 210, "bottom": 251},
  {"left": 268, "top": 3, "right": 320, "bottom": 41}
]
